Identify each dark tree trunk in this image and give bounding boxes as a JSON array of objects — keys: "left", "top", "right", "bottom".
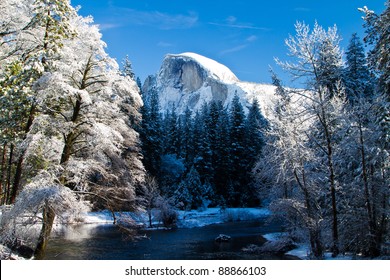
[
  {"left": 294, "top": 166, "right": 324, "bottom": 259},
  {"left": 60, "top": 98, "right": 82, "bottom": 165},
  {"left": 10, "top": 155, "right": 24, "bottom": 204},
  {"left": 318, "top": 90, "right": 339, "bottom": 257},
  {"left": 11, "top": 104, "right": 37, "bottom": 204},
  {"left": 6, "top": 143, "right": 14, "bottom": 204},
  {"left": 60, "top": 132, "right": 75, "bottom": 164},
  {"left": 34, "top": 201, "right": 56, "bottom": 260},
  {"left": 0, "top": 143, "right": 7, "bottom": 205}
]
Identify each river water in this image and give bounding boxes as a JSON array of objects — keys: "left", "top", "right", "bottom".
[{"left": 44, "top": 220, "right": 293, "bottom": 260}]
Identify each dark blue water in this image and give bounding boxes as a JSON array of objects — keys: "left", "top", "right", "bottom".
[{"left": 44, "top": 220, "right": 289, "bottom": 260}]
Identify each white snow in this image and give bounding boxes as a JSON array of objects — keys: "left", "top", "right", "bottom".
[
  {"left": 262, "top": 232, "right": 287, "bottom": 242},
  {"left": 78, "top": 207, "right": 270, "bottom": 229},
  {"left": 0, "top": 245, "right": 25, "bottom": 260},
  {"left": 284, "top": 244, "right": 310, "bottom": 259},
  {"left": 178, "top": 208, "right": 270, "bottom": 228},
  {"left": 170, "top": 52, "right": 239, "bottom": 83}
]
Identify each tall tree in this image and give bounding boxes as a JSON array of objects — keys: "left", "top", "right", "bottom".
[
  {"left": 275, "top": 21, "right": 346, "bottom": 256},
  {"left": 245, "top": 98, "right": 267, "bottom": 168},
  {"left": 360, "top": 2, "right": 390, "bottom": 97},
  {"left": 343, "top": 33, "right": 374, "bottom": 103},
  {"left": 228, "top": 94, "right": 247, "bottom": 206},
  {"left": 140, "top": 87, "right": 163, "bottom": 178},
  {"left": 0, "top": 0, "right": 77, "bottom": 204},
  {"left": 213, "top": 106, "right": 231, "bottom": 202}
]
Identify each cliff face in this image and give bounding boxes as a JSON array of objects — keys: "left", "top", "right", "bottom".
[{"left": 143, "top": 52, "right": 278, "bottom": 118}]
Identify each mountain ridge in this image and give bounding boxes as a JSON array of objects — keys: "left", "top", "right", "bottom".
[{"left": 142, "top": 52, "right": 278, "bottom": 119}]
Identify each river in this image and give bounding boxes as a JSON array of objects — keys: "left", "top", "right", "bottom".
[{"left": 44, "top": 219, "right": 295, "bottom": 260}]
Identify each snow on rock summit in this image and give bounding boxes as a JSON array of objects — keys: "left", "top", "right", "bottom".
[{"left": 142, "top": 52, "right": 278, "bottom": 118}]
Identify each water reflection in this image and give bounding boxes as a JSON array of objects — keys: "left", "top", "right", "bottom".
[{"left": 45, "top": 220, "right": 286, "bottom": 260}]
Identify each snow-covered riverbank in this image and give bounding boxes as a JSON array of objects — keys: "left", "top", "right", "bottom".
[{"left": 82, "top": 207, "right": 271, "bottom": 228}]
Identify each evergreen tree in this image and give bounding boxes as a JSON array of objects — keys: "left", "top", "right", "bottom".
[
  {"left": 228, "top": 94, "right": 246, "bottom": 206},
  {"left": 175, "top": 166, "right": 213, "bottom": 210},
  {"left": 316, "top": 33, "right": 343, "bottom": 97},
  {"left": 360, "top": 2, "right": 390, "bottom": 97},
  {"left": 193, "top": 104, "right": 213, "bottom": 184},
  {"left": 245, "top": 98, "right": 267, "bottom": 167},
  {"left": 140, "top": 88, "right": 163, "bottom": 178},
  {"left": 136, "top": 77, "right": 143, "bottom": 94},
  {"left": 207, "top": 101, "right": 223, "bottom": 189},
  {"left": 343, "top": 33, "right": 374, "bottom": 103},
  {"left": 162, "top": 104, "right": 180, "bottom": 155},
  {"left": 180, "top": 107, "right": 194, "bottom": 166},
  {"left": 121, "top": 55, "right": 135, "bottom": 80},
  {"left": 214, "top": 106, "right": 231, "bottom": 201}
]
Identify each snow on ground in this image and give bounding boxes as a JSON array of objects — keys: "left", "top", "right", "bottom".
[
  {"left": 263, "top": 232, "right": 354, "bottom": 260},
  {"left": 80, "top": 207, "right": 271, "bottom": 229},
  {"left": 286, "top": 244, "right": 311, "bottom": 259},
  {"left": 262, "top": 232, "right": 287, "bottom": 242},
  {"left": 178, "top": 208, "right": 270, "bottom": 228},
  {"left": 0, "top": 245, "right": 25, "bottom": 260},
  {"left": 285, "top": 244, "right": 354, "bottom": 260}
]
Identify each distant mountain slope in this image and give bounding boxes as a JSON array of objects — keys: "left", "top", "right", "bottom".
[{"left": 142, "top": 52, "right": 278, "bottom": 119}]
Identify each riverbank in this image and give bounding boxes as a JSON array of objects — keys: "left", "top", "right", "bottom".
[{"left": 82, "top": 207, "right": 271, "bottom": 229}]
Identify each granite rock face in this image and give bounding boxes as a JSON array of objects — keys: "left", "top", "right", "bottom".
[{"left": 143, "top": 53, "right": 278, "bottom": 118}]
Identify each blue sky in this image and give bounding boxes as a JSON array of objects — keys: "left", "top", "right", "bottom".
[{"left": 71, "top": 0, "right": 386, "bottom": 85}]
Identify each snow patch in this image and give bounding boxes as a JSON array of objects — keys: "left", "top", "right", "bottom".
[
  {"left": 80, "top": 207, "right": 270, "bottom": 229},
  {"left": 170, "top": 52, "right": 239, "bottom": 83}
]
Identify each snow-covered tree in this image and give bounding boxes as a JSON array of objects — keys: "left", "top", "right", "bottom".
[
  {"left": 139, "top": 87, "right": 163, "bottom": 178},
  {"left": 213, "top": 105, "right": 231, "bottom": 201},
  {"left": 255, "top": 72, "right": 326, "bottom": 258},
  {"left": 162, "top": 104, "right": 180, "bottom": 155},
  {"left": 336, "top": 94, "right": 389, "bottom": 257},
  {"left": 179, "top": 107, "right": 194, "bottom": 165},
  {"left": 121, "top": 55, "right": 135, "bottom": 80},
  {"left": 0, "top": 0, "right": 78, "bottom": 204},
  {"left": 175, "top": 166, "right": 213, "bottom": 210},
  {"left": 343, "top": 33, "right": 374, "bottom": 103},
  {"left": 360, "top": 2, "right": 390, "bottom": 97},
  {"left": 272, "top": 21, "right": 347, "bottom": 256},
  {"left": 228, "top": 94, "right": 247, "bottom": 205},
  {"left": 192, "top": 103, "right": 213, "bottom": 184},
  {"left": 139, "top": 175, "right": 160, "bottom": 228},
  {"left": 1, "top": 1, "right": 145, "bottom": 258},
  {"left": 245, "top": 99, "right": 267, "bottom": 169}
]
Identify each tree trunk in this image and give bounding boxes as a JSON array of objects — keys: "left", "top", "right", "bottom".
[
  {"left": 10, "top": 155, "right": 24, "bottom": 204},
  {"left": 60, "top": 132, "right": 75, "bottom": 164},
  {"left": 0, "top": 143, "right": 7, "bottom": 205},
  {"left": 294, "top": 164, "right": 324, "bottom": 259},
  {"left": 6, "top": 143, "right": 14, "bottom": 204},
  {"left": 318, "top": 91, "right": 339, "bottom": 257},
  {"left": 60, "top": 98, "right": 82, "bottom": 164},
  {"left": 358, "top": 121, "right": 380, "bottom": 257},
  {"left": 148, "top": 208, "right": 152, "bottom": 228},
  {"left": 34, "top": 201, "right": 56, "bottom": 260},
  {"left": 11, "top": 104, "right": 37, "bottom": 204}
]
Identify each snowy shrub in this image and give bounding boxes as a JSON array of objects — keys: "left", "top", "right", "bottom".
[
  {"left": 222, "top": 209, "right": 256, "bottom": 222},
  {"left": 0, "top": 171, "right": 90, "bottom": 247},
  {"left": 155, "top": 196, "right": 178, "bottom": 229}
]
